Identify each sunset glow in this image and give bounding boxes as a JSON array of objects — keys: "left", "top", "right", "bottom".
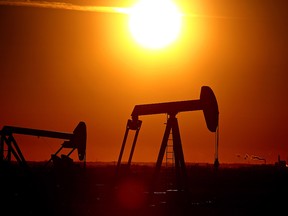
[
  {"left": 128, "top": 0, "right": 182, "bottom": 49},
  {"left": 1, "top": 0, "right": 288, "bottom": 165}
]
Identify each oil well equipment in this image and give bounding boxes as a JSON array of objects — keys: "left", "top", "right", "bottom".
[
  {"left": 0, "top": 121, "right": 87, "bottom": 168},
  {"left": 116, "top": 86, "right": 219, "bottom": 194}
]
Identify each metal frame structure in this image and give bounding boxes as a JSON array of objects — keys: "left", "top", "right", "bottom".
[
  {"left": 0, "top": 121, "right": 86, "bottom": 168},
  {"left": 116, "top": 86, "right": 219, "bottom": 194}
]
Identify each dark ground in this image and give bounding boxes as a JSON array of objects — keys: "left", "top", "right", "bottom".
[{"left": 0, "top": 162, "right": 287, "bottom": 216}]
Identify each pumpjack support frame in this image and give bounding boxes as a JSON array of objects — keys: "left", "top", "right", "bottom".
[
  {"left": 0, "top": 121, "right": 87, "bottom": 168},
  {"left": 116, "top": 86, "right": 219, "bottom": 196}
]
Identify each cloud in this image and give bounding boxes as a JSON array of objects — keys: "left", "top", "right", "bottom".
[
  {"left": 0, "top": 0, "right": 128, "bottom": 14},
  {"left": 0, "top": 0, "right": 244, "bottom": 19}
]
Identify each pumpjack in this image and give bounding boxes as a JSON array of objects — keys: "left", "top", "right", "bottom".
[
  {"left": 116, "top": 86, "right": 219, "bottom": 196},
  {"left": 0, "top": 121, "right": 87, "bottom": 168}
]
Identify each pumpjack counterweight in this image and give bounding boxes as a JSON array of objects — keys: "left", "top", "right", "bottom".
[{"left": 116, "top": 86, "right": 219, "bottom": 196}]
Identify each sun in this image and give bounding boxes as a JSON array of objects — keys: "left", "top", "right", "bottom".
[{"left": 128, "top": 0, "right": 182, "bottom": 50}]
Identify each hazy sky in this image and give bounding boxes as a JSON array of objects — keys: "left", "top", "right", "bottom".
[{"left": 1, "top": 0, "right": 287, "bottom": 164}]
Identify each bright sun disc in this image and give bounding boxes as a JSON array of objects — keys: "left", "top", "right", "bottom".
[{"left": 128, "top": 0, "right": 182, "bottom": 50}]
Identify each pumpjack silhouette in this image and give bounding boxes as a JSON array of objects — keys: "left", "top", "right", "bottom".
[
  {"left": 0, "top": 121, "right": 87, "bottom": 168},
  {"left": 116, "top": 86, "right": 219, "bottom": 202}
]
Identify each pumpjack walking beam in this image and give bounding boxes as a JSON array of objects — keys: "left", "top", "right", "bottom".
[
  {"left": 116, "top": 86, "right": 219, "bottom": 193},
  {"left": 0, "top": 121, "right": 86, "bottom": 168}
]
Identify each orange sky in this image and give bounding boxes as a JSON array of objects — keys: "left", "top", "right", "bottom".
[{"left": 0, "top": 0, "right": 287, "bottom": 164}]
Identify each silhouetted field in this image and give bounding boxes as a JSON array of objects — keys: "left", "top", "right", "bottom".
[{"left": 1, "top": 162, "right": 287, "bottom": 216}]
